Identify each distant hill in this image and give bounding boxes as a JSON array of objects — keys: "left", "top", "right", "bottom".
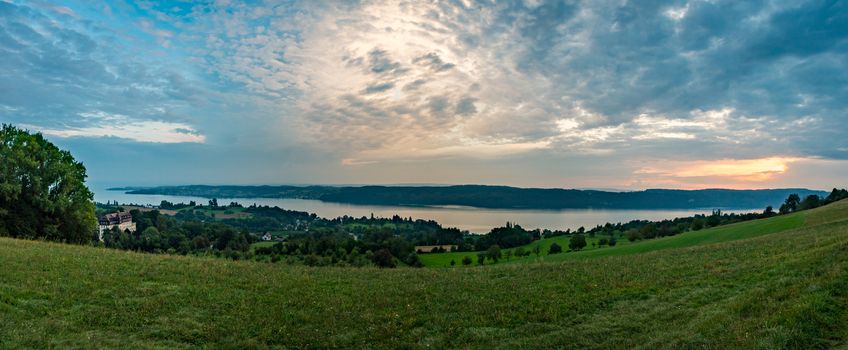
[{"left": 122, "top": 185, "right": 829, "bottom": 210}]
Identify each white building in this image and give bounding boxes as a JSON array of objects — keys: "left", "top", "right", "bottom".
[{"left": 97, "top": 211, "right": 136, "bottom": 241}]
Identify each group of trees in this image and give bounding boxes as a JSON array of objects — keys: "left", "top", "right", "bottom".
[
  {"left": 252, "top": 226, "right": 423, "bottom": 267},
  {"left": 94, "top": 202, "right": 429, "bottom": 267},
  {"left": 473, "top": 222, "right": 540, "bottom": 250},
  {"left": 778, "top": 189, "right": 848, "bottom": 214},
  {"left": 98, "top": 207, "right": 255, "bottom": 258},
  {"left": 0, "top": 125, "right": 96, "bottom": 243}
]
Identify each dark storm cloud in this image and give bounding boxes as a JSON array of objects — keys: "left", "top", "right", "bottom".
[{"left": 487, "top": 0, "right": 848, "bottom": 160}]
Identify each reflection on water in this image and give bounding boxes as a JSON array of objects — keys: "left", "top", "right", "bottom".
[{"left": 92, "top": 185, "right": 759, "bottom": 234}]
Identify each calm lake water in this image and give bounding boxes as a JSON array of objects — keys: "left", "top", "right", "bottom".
[{"left": 92, "top": 186, "right": 760, "bottom": 234}]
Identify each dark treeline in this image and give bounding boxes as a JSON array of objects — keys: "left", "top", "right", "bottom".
[
  {"left": 126, "top": 185, "right": 828, "bottom": 210},
  {"left": 95, "top": 200, "right": 469, "bottom": 267}
]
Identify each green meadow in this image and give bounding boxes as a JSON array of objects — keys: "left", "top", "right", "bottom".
[
  {"left": 420, "top": 210, "right": 806, "bottom": 267},
  {"left": 2, "top": 200, "right": 847, "bottom": 348}
]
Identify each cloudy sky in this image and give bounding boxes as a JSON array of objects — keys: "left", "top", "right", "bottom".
[{"left": 2, "top": 0, "right": 846, "bottom": 190}]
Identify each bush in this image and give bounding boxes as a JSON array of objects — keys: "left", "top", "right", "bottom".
[
  {"left": 486, "top": 245, "right": 502, "bottom": 263},
  {"left": 371, "top": 249, "right": 396, "bottom": 268},
  {"left": 691, "top": 219, "right": 705, "bottom": 231},
  {"left": 548, "top": 242, "right": 563, "bottom": 254},
  {"left": 625, "top": 229, "right": 642, "bottom": 242},
  {"left": 569, "top": 235, "right": 587, "bottom": 251},
  {"left": 405, "top": 252, "right": 423, "bottom": 267},
  {"left": 515, "top": 247, "right": 527, "bottom": 257}
]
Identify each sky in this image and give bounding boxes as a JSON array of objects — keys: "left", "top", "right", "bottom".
[{"left": 1, "top": 0, "right": 847, "bottom": 190}]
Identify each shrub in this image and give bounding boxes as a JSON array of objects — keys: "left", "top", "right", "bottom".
[
  {"left": 548, "top": 242, "right": 563, "bottom": 254},
  {"left": 569, "top": 235, "right": 587, "bottom": 251},
  {"left": 371, "top": 249, "right": 396, "bottom": 268}
]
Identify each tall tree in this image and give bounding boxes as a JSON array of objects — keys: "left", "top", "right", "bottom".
[
  {"left": 782, "top": 194, "right": 801, "bottom": 213},
  {"left": 569, "top": 235, "right": 587, "bottom": 251},
  {"left": 0, "top": 125, "right": 96, "bottom": 242}
]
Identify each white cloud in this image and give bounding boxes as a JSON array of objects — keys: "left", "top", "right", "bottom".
[
  {"left": 23, "top": 111, "right": 205, "bottom": 144},
  {"left": 664, "top": 4, "right": 690, "bottom": 21}
]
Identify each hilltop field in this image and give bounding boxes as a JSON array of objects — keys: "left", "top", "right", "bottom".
[{"left": 2, "top": 200, "right": 848, "bottom": 348}]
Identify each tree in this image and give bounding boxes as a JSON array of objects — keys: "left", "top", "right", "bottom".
[
  {"left": 608, "top": 236, "right": 617, "bottom": 247},
  {"left": 691, "top": 218, "right": 705, "bottom": 231},
  {"left": 0, "top": 125, "right": 96, "bottom": 243},
  {"left": 799, "top": 195, "right": 821, "bottom": 211},
  {"left": 780, "top": 194, "right": 801, "bottom": 214},
  {"left": 515, "top": 246, "right": 527, "bottom": 257},
  {"left": 762, "top": 206, "right": 776, "bottom": 217},
  {"left": 450, "top": 259, "right": 456, "bottom": 266},
  {"left": 825, "top": 188, "right": 848, "bottom": 203},
  {"left": 532, "top": 245, "right": 542, "bottom": 257},
  {"left": 569, "top": 235, "right": 587, "bottom": 251},
  {"left": 548, "top": 242, "right": 563, "bottom": 254},
  {"left": 486, "top": 245, "right": 502, "bottom": 263},
  {"left": 405, "top": 252, "right": 423, "bottom": 267},
  {"left": 140, "top": 227, "right": 161, "bottom": 252},
  {"left": 462, "top": 256, "right": 473, "bottom": 266},
  {"left": 640, "top": 223, "right": 657, "bottom": 239},
  {"left": 477, "top": 253, "right": 486, "bottom": 266},
  {"left": 625, "top": 229, "right": 642, "bottom": 242},
  {"left": 371, "top": 248, "right": 396, "bottom": 268},
  {"left": 504, "top": 250, "right": 513, "bottom": 261}
]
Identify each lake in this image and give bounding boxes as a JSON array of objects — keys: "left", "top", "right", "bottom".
[{"left": 92, "top": 186, "right": 761, "bottom": 233}]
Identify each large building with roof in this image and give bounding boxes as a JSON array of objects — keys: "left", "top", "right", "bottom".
[{"left": 97, "top": 212, "right": 136, "bottom": 241}]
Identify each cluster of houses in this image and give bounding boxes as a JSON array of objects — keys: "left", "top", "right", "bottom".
[
  {"left": 414, "top": 245, "right": 456, "bottom": 254},
  {"left": 260, "top": 232, "right": 290, "bottom": 242}
]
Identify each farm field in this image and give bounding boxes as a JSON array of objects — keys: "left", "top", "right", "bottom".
[{"left": 1, "top": 200, "right": 847, "bottom": 348}]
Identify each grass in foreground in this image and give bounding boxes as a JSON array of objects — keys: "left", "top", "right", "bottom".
[{"left": 1, "top": 201, "right": 847, "bottom": 348}]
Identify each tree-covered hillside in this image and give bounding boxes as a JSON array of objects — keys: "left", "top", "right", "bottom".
[{"left": 125, "top": 184, "right": 827, "bottom": 209}]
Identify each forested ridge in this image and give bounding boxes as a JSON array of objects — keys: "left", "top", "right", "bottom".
[{"left": 125, "top": 184, "right": 827, "bottom": 209}]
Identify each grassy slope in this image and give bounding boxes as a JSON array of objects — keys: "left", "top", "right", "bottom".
[
  {"left": 1, "top": 201, "right": 847, "bottom": 349},
  {"left": 421, "top": 211, "right": 805, "bottom": 267},
  {"left": 419, "top": 234, "right": 637, "bottom": 267}
]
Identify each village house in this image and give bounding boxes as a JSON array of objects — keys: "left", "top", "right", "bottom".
[
  {"left": 97, "top": 211, "right": 136, "bottom": 241},
  {"left": 415, "top": 245, "right": 457, "bottom": 253},
  {"left": 261, "top": 232, "right": 273, "bottom": 241}
]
